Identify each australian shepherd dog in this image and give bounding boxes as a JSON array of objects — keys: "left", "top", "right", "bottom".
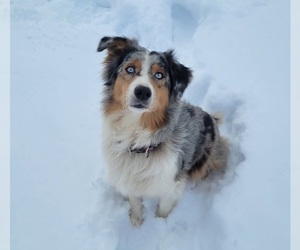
[{"left": 97, "top": 36, "right": 228, "bottom": 226}]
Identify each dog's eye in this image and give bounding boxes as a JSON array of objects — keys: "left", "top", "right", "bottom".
[
  {"left": 154, "top": 72, "right": 164, "bottom": 80},
  {"left": 125, "top": 66, "right": 135, "bottom": 74}
]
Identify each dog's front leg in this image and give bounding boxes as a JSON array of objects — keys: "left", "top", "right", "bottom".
[
  {"left": 128, "top": 196, "right": 144, "bottom": 227},
  {"left": 156, "top": 194, "right": 178, "bottom": 218},
  {"left": 156, "top": 181, "right": 185, "bottom": 218}
]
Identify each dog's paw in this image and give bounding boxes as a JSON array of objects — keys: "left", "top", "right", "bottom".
[
  {"left": 129, "top": 208, "right": 144, "bottom": 227},
  {"left": 155, "top": 205, "right": 171, "bottom": 219}
]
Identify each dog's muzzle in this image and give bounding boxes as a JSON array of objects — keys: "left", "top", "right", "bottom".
[{"left": 130, "top": 85, "right": 152, "bottom": 109}]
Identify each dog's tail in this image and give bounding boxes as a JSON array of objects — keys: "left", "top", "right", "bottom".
[
  {"left": 212, "top": 111, "right": 223, "bottom": 126},
  {"left": 189, "top": 136, "right": 229, "bottom": 181}
]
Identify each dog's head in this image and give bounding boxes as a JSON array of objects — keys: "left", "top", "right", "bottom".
[
  {"left": 98, "top": 36, "right": 192, "bottom": 129},
  {"left": 98, "top": 36, "right": 192, "bottom": 108}
]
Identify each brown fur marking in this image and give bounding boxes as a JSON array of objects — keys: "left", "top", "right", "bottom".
[
  {"left": 104, "top": 59, "right": 142, "bottom": 115},
  {"left": 104, "top": 40, "right": 132, "bottom": 63},
  {"left": 139, "top": 64, "right": 169, "bottom": 131},
  {"left": 190, "top": 136, "right": 229, "bottom": 181}
]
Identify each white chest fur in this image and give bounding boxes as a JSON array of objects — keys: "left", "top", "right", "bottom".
[{"left": 102, "top": 112, "right": 179, "bottom": 198}]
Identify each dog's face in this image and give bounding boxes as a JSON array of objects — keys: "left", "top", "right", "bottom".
[{"left": 98, "top": 36, "right": 192, "bottom": 130}]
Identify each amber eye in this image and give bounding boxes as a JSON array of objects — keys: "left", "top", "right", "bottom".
[
  {"left": 125, "top": 66, "right": 135, "bottom": 74},
  {"left": 154, "top": 72, "right": 164, "bottom": 80}
]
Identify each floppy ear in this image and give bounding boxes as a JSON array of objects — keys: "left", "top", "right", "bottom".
[
  {"left": 164, "top": 50, "right": 193, "bottom": 98},
  {"left": 97, "top": 36, "right": 139, "bottom": 56},
  {"left": 97, "top": 36, "right": 139, "bottom": 86}
]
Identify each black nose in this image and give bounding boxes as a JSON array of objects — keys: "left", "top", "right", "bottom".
[{"left": 134, "top": 86, "right": 152, "bottom": 101}]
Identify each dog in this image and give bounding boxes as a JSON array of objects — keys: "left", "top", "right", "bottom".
[{"left": 97, "top": 36, "right": 228, "bottom": 227}]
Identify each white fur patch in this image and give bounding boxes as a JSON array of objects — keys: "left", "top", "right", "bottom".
[{"left": 102, "top": 111, "right": 180, "bottom": 198}]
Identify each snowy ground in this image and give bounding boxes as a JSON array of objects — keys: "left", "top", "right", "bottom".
[{"left": 10, "top": 0, "right": 290, "bottom": 249}]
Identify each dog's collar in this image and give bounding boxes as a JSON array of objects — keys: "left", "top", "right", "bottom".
[{"left": 128, "top": 143, "right": 161, "bottom": 158}]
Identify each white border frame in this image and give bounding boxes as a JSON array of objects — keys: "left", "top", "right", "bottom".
[
  {"left": 291, "top": 0, "right": 300, "bottom": 249},
  {"left": 0, "top": 1, "right": 10, "bottom": 250}
]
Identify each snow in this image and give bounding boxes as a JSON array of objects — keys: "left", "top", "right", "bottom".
[{"left": 10, "top": 0, "right": 290, "bottom": 249}]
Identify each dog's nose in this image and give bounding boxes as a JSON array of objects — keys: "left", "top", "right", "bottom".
[{"left": 134, "top": 86, "right": 152, "bottom": 101}]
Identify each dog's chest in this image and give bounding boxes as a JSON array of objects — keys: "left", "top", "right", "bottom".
[{"left": 103, "top": 118, "right": 178, "bottom": 197}]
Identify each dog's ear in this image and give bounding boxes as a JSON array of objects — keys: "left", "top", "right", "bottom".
[
  {"left": 97, "top": 37, "right": 140, "bottom": 86},
  {"left": 164, "top": 50, "right": 193, "bottom": 98},
  {"left": 97, "top": 36, "right": 139, "bottom": 56}
]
